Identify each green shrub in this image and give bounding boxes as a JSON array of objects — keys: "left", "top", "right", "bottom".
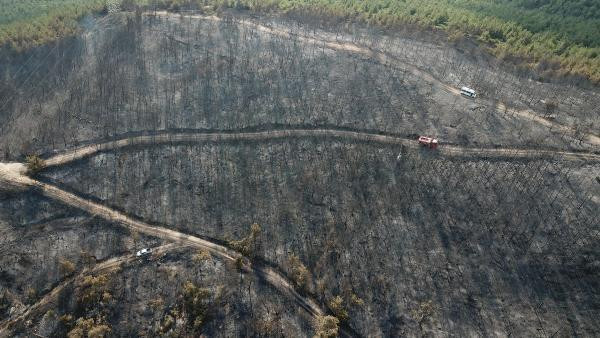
[
  {"left": 59, "top": 314, "right": 74, "bottom": 325},
  {"left": 59, "top": 259, "right": 76, "bottom": 277},
  {"left": 159, "top": 313, "right": 175, "bottom": 334},
  {"left": 193, "top": 249, "right": 212, "bottom": 263},
  {"left": 544, "top": 100, "right": 558, "bottom": 117},
  {"left": 77, "top": 274, "right": 111, "bottom": 307},
  {"left": 288, "top": 254, "right": 309, "bottom": 290},
  {"left": 67, "top": 317, "right": 111, "bottom": 338},
  {"left": 411, "top": 300, "right": 435, "bottom": 329},
  {"left": 182, "top": 281, "right": 212, "bottom": 332},
  {"left": 350, "top": 293, "right": 364, "bottom": 306},
  {"left": 234, "top": 256, "right": 244, "bottom": 271},
  {"left": 25, "top": 154, "right": 45, "bottom": 175},
  {"left": 228, "top": 223, "right": 261, "bottom": 257},
  {"left": 25, "top": 287, "right": 38, "bottom": 305},
  {"left": 328, "top": 295, "right": 349, "bottom": 322},
  {"left": 314, "top": 315, "right": 339, "bottom": 338}
]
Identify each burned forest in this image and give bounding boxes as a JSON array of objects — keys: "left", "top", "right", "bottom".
[{"left": 1, "top": 7, "right": 599, "bottom": 338}]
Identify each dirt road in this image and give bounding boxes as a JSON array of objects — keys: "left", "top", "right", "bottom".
[
  {"left": 0, "top": 244, "right": 180, "bottom": 335},
  {"left": 0, "top": 163, "right": 35, "bottom": 191},
  {"left": 42, "top": 129, "right": 600, "bottom": 168},
  {"left": 0, "top": 173, "right": 328, "bottom": 334},
  {"left": 150, "top": 11, "right": 600, "bottom": 147}
]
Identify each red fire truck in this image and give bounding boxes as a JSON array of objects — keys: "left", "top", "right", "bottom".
[{"left": 418, "top": 136, "right": 438, "bottom": 149}]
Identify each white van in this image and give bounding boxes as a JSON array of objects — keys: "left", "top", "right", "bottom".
[
  {"left": 460, "top": 87, "right": 476, "bottom": 98},
  {"left": 136, "top": 248, "right": 151, "bottom": 257}
]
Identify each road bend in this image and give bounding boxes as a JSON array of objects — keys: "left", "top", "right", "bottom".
[
  {"left": 0, "top": 244, "right": 179, "bottom": 334},
  {"left": 41, "top": 129, "right": 600, "bottom": 169},
  {"left": 0, "top": 174, "right": 336, "bottom": 335},
  {"left": 150, "top": 11, "right": 600, "bottom": 147}
]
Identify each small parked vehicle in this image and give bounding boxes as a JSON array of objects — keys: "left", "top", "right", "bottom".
[
  {"left": 460, "top": 86, "right": 476, "bottom": 98},
  {"left": 136, "top": 248, "right": 151, "bottom": 257},
  {"left": 418, "top": 136, "right": 439, "bottom": 149}
]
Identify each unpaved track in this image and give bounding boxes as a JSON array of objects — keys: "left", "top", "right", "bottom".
[
  {"left": 42, "top": 129, "right": 600, "bottom": 168},
  {"left": 2, "top": 129, "right": 597, "bottom": 337},
  {"left": 0, "top": 163, "right": 34, "bottom": 190},
  {"left": 0, "top": 244, "right": 180, "bottom": 335},
  {"left": 0, "top": 175, "right": 329, "bottom": 334},
  {"left": 150, "top": 11, "right": 600, "bottom": 147},
  {"left": 2, "top": 12, "right": 597, "bottom": 331}
]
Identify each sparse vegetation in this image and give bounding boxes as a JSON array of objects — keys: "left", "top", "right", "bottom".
[
  {"left": 61, "top": 273, "right": 118, "bottom": 337},
  {"left": 148, "top": 297, "right": 165, "bottom": 311},
  {"left": 80, "top": 250, "right": 97, "bottom": 266},
  {"left": 544, "top": 100, "right": 558, "bottom": 117},
  {"left": 411, "top": 300, "right": 435, "bottom": 330},
  {"left": 158, "top": 312, "right": 176, "bottom": 334},
  {"left": 60, "top": 314, "right": 74, "bottom": 325},
  {"left": 328, "top": 295, "right": 349, "bottom": 322},
  {"left": 350, "top": 293, "right": 364, "bottom": 307},
  {"left": 59, "top": 258, "right": 76, "bottom": 277},
  {"left": 77, "top": 274, "right": 112, "bottom": 307},
  {"left": 233, "top": 256, "right": 245, "bottom": 271},
  {"left": 288, "top": 254, "right": 310, "bottom": 291},
  {"left": 67, "top": 316, "right": 111, "bottom": 338},
  {"left": 182, "top": 281, "right": 212, "bottom": 332},
  {"left": 252, "top": 315, "right": 279, "bottom": 336},
  {"left": 193, "top": 249, "right": 212, "bottom": 263},
  {"left": 25, "top": 287, "right": 38, "bottom": 305},
  {"left": 228, "top": 223, "right": 261, "bottom": 257},
  {"left": 314, "top": 315, "right": 339, "bottom": 338},
  {"left": 25, "top": 154, "right": 45, "bottom": 175}
]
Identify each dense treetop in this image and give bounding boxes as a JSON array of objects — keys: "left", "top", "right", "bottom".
[
  {"left": 1, "top": 0, "right": 599, "bottom": 83},
  {"left": 0, "top": 0, "right": 105, "bottom": 49}
]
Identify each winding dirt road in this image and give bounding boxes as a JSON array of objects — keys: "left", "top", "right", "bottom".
[
  {"left": 0, "top": 163, "right": 34, "bottom": 191},
  {"left": 2, "top": 128, "right": 597, "bottom": 337},
  {"left": 150, "top": 11, "right": 600, "bottom": 147},
  {"left": 35, "top": 179, "right": 325, "bottom": 317},
  {"left": 42, "top": 129, "right": 600, "bottom": 169},
  {"left": 1, "top": 11, "right": 598, "bottom": 335},
  {"left": 0, "top": 244, "right": 180, "bottom": 334},
  {"left": 0, "top": 171, "right": 329, "bottom": 336}
]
